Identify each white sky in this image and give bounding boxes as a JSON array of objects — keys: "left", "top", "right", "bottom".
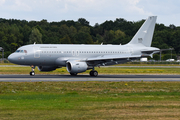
[{"left": 0, "top": 0, "right": 180, "bottom": 26}]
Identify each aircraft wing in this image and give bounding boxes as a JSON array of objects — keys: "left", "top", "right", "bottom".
[{"left": 86, "top": 54, "right": 141, "bottom": 61}]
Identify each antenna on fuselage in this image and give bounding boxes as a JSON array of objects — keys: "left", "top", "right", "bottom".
[
  {"left": 34, "top": 42, "right": 36, "bottom": 45},
  {"left": 101, "top": 42, "right": 103, "bottom": 45}
]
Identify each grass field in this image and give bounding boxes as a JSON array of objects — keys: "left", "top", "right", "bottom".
[
  {"left": 0, "top": 82, "right": 180, "bottom": 120},
  {"left": 1, "top": 63, "right": 180, "bottom": 119},
  {"left": 1, "top": 65, "right": 180, "bottom": 75}
]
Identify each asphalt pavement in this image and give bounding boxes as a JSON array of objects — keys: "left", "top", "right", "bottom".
[{"left": 0, "top": 74, "right": 180, "bottom": 82}]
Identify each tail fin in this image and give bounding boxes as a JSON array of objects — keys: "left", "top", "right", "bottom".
[{"left": 127, "top": 16, "right": 157, "bottom": 47}]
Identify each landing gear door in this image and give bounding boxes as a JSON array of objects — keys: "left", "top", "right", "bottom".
[{"left": 33, "top": 47, "right": 40, "bottom": 58}]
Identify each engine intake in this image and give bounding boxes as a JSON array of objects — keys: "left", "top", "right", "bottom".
[{"left": 66, "top": 61, "right": 88, "bottom": 73}]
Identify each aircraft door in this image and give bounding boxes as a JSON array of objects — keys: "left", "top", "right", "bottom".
[
  {"left": 33, "top": 47, "right": 40, "bottom": 58},
  {"left": 72, "top": 50, "right": 75, "bottom": 56},
  {"left": 76, "top": 50, "right": 79, "bottom": 56},
  {"left": 72, "top": 50, "right": 79, "bottom": 56}
]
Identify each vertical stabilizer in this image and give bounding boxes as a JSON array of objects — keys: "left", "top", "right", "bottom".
[{"left": 128, "top": 16, "right": 157, "bottom": 47}]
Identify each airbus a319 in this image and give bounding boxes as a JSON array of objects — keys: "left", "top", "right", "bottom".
[{"left": 8, "top": 16, "right": 159, "bottom": 77}]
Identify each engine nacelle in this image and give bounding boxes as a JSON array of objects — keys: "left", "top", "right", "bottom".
[
  {"left": 38, "top": 66, "right": 58, "bottom": 72},
  {"left": 66, "top": 61, "right": 88, "bottom": 73}
]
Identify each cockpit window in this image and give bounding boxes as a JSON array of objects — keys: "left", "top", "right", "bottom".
[
  {"left": 15, "top": 50, "right": 20, "bottom": 53},
  {"left": 15, "top": 50, "right": 27, "bottom": 53}
]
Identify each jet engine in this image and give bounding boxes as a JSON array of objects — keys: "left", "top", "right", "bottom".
[
  {"left": 38, "top": 66, "right": 58, "bottom": 72},
  {"left": 66, "top": 61, "right": 88, "bottom": 73}
]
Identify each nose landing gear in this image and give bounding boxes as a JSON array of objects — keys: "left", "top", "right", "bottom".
[{"left": 30, "top": 65, "right": 35, "bottom": 76}]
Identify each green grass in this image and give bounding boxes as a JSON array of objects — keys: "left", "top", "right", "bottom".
[
  {"left": 0, "top": 62, "right": 15, "bottom": 65},
  {"left": 0, "top": 82, "right": 180, "bottom": 119},
  {"left": 1, "top": 66, "right": 180, "bottom": 74},
  {"left": 1, "top": 63, "right": 180, "bottom": 119}
]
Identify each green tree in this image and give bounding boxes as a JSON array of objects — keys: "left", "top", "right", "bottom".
[
  {"left": 78, "top": 18, "right": 89, "bottom": 26},
  {"left": 171, "top": 31, "right": 180, "bottom": 54},
  {"left": 11, "top": 43, "right": 18, "bottom": 52},
  {"left": 60, "top": 35, "right": 71, "bottom": 44},
  {"left": 0, "top": 31, "right": 5, "bottom": 41},
  {"left": 69, "top": 26, "right": 77, "bottom": 43},
  {"left": 115, "top": 30, "right": 125, "bottom": 38},
  {"left": 74, "top": 32, "right": 93, "bottom": 44},
  {"left": 79, "top": 26, "right": 90, "bottom": 33},
  {"left": 95, "top": 34, "right": 103, "bottom": 44},
  {"left": 22, "top": 25, "right": 31, "bottom": 44},
  {"left": 59, "top": 24, "right": 69, "bottom": 36},
  {"left": 1, "top": 17, "right": 180, "bottom": 59},
  {"left": 29, "top": 28, "right": 42, "bottom": 44}
]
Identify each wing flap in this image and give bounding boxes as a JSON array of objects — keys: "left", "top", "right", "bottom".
[{"left": 86, "top": 54, "right": 141, "bottom": 61}]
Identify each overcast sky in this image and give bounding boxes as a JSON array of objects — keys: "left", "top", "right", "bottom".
[{"left": 0, "top": 0, "right": 180, "bottom": 26}]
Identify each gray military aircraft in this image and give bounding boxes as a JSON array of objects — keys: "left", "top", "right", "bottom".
[{"left": 8, "top": 16, "right": 159, "bottom": 76}]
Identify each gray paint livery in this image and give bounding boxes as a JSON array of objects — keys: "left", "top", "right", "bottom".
[{"left": 8, "top": 16, "right": 159, "bottom": 76}]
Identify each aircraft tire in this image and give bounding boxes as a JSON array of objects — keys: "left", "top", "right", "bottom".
[
  {"left": 70, "top": 73, "right": 77, "bottom": 76},
  {"left": 90, "top": 71, "right": 93, "bottom": 76},
  {"left": 90, "top": 71, "right": 98, "bottom": 77},
  {"left": 30, "top": 71, "right": 35, "bottom": 76}
]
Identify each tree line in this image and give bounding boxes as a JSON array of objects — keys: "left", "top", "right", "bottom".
[{"left": 0, "top": 17, "right": 180, "bottom": 60}]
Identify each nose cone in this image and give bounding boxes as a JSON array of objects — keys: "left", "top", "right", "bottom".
[{"left": 8, "top": 53, "right": 17, "bottom": 64}]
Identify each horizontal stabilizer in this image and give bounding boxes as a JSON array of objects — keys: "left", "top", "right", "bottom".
[{"left": 141, "top": 50, "right": 160, "bottom": 54}]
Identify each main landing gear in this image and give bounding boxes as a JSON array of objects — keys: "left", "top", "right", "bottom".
[
  {"left": 89, "top": 67, "right": 98, "bottom": 77},
  {"left": 69, "top": 68, "right": 98, "bottom": 77},
  {"left": 89, "top": 70, "right": 98, "bottom": 77},
  {"left": 30, "top": 65, "right": 35, "bottom": 76},
  {"left": 70, "top": 73, "right": 78, "bottom": 76}
]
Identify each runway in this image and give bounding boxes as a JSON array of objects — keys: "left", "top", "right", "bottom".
[{"left": 0, "top": 74, "right": 180, "bottom": 82}]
